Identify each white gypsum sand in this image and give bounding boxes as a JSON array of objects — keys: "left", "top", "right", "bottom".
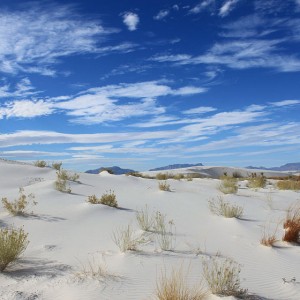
[{"left": 0, "top": 159, "right": 300, "bottom": 299}]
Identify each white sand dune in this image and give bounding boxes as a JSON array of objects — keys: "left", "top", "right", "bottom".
[{"left": 0, "top": 160, "right": 300, "bottom": 300}]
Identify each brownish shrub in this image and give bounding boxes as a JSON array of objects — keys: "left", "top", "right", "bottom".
[{"left": 282, "top": 203, "right": 300, "bottom": 244}]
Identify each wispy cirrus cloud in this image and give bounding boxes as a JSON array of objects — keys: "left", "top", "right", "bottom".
[
  {"left": 189, "top": 0, "right": 215, "bottom": 14},
  {"left": 0, "top": 78, "right": 38, "bottom": 98},
  {"left": 219, "top": 0, "right": 240, "bottom": 17},
  {"left": 154, "top": 10, "right": 170, "bottom": 20},
  {"left": 0, "top": 2, "right": 119, "bottom": 76}
]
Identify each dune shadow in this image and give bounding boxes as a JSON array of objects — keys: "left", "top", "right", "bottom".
[
  {"left": 20, "top": 213, "right": 66, "bottom": 222},
  {"left": 116, "top": 207, "right": 135, "bottom": 212},
  {"left": 4, "top": 257, "right": 72, "bottom": 278},
  {"left": 238, "top": 217, "right": 260, "bottom": 222},
  {"left": 245, "top": 295, "right": 276, "bottom": 300}
]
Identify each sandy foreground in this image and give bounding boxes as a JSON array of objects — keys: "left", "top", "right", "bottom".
[{"left": 0, "top": 160, "right": 300, "bottom": 300}]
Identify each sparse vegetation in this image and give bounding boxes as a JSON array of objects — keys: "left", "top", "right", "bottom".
[
  {"left": 112, "top": 224, "right": 147, "bottom": 252},
  {"left": 54, "top": 170, "right": 71, "bottom": 193},
  {"left": 2, "top": 188, "right": 37, "bottom": 216},
  {"left": 34, "top": 160, "right": 47, "bottom": 168},
  {"left": 260, "top": 223, "right": 279, "bottom": 247},
  {"left": 247, "top": 173, "right": 267, "bottom": 189},
  {"left": 100, "top": 190, "right": 118, "bottom": 207},
  {"left": 202, "top": 257, "right": 247, "bottom": 298},
  {"left": 156, "top": 173, "right": 170, "bottom": 180},
  {"left": 208, "top": 196, "right": 243, "bottom": 218},
  {"left": 282, "top": 203, "right": 300, "bottom": 244},
  {"left": 156, "top": 265, "right": 207, "bottom": 300},
  {"left": 159, "top": 181, "right": 171, "bottom": 191},
  {"left": 0, "top": 227, "right": 29, "bottom": 272},
  {"left": 218, "top": 176, "right": 238, "bottom": 194},
  {"left": 52, "top": 162, "right": 62, "bottom": 171},
  {"left": 126, "top": 172, "right": 155, "bottom": 179},
  {"left": 173, "top": 173, "right": 184, "bottom": 180},
  {"left": 277, "top": 180, "right": 300, "bottom": 191},
  {"left": 87, "top": 194, "right": 99, "bottom": 204},
  {"left": 136, "top": 205, "right": 154, "bottom": 231}
]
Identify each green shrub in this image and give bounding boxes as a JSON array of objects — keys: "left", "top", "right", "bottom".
[
  {"left": 202, "top": 257, "right": 247, "bottom": 297},
  {"left": 2, "top": 188, "right": 37, "bottom": 216},
  {"left": 159, "top": 181, "right": 171, "bottom": 191},
  {"left": 208, "top": 196, "right": 243, "bottom": 218},
  {"left": 218, "top": 177, "right": 238, "bottom": 194},
  {"left": 0, "top": 227, "right": 29, "bottom": 272},
  {"left": 34, "top": 160, "right": 47, "bottom": 168}
]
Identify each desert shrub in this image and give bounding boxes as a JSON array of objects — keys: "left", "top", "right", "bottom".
[
  {"left": 232, "top": 171, "right": 242, "bottom": 178},
  {"left": 277, "top": 180, "right": 300, "bottom": 191},
  {"left": 34, "top": 160, "right": 47, "bottom": 168},
  {"left": 173, "top": 173, "right": 184, "bottom": 180},
  {"left": 247, "top": 173, "right": 267, "bottom": 189},
  {"left": 218, "top": 177, "right": 238, "bottom": 194},
  {"left": 87, "top": 195, "right": 99, "bottom": 204},
  {"left": 2, "top": 188, "right": 37, "bottom": 216},
  {"left": 100, "top": 190, "right": 118, "bottom": 207},
  {"left": 208, "top": 196, "right": 243, "bottom": 218},
  {"left": 52, "top": 162, "right": 62, "bottom": 171},
  {"left": 57, "top": 169, "right": 80, "bottom": 182},
  {"left": 156, "top": 265, "right": 207, "bottom": 300},
  {"left": 126, "top": 171, "right": 143, "bottom": 177},
  {"left": 156, "top": 173, "right": 173, "bottom": 180},
  {"left": 54, "top": 171, "right": 71, "bottom": 193},
  {"left": 282, "top": 203, "right": 300, "bottom": 244},
  {"left": 112, "top": 225, "right": 147, "bottom": 252},
  {"left": 136, "top": 205, "right": 154, "bottom": 231},
  {"left": 159, "top": 181, "right": 171, "bottom": 191},
  {"left": 202, "top": 257, "right": 247, "bottom": 297},
  {"left": 260, "top": 223, "right": 279, "bottom": 247},
  {"left": 0, "top": 227, "right": 29, "bottom": 272}
]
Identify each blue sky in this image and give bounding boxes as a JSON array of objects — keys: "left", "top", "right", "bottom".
[{"left": 0, "top": 0, "right": 300, "bottom": 171}]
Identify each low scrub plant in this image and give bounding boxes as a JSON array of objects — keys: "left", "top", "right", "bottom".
[
  {"left": 2, "top": 188, "right": 37, "bottom": 216},
  {"left": 156, "top": 173, "right": 172, "bottom": 180},
  {"left": 202, "top": 257, "right": 247, "bottom": 298},
  {"left": 208, "top": 196, "right": 243, "bottom": 218},
  {"left": 52, "top": 162, "right": 62, "bottom": 171},
  {"left": 0, "top": 227, "right": 29, "bottom": 272},
  {"left": 136, "top": 205, "right": 154, "bottom": 231},
  {"left": 260, "top": 223, "right": 279, "bottom": 247},
  {"left": 54, "top": 170, "right": 71, "bottom": 193},
  {"left": 218, "top": 177, "right": 238, "bottom": 194},
  {"left": 277, "top": 180, "right": 300, "bottom": 191},
  {"left": 282, "top": 203, "right": 300, "bottom": 244},
  {"left": 159, "top": 181, "right": 171, "bottom": 191},
  {"left": 87, "top": 195, "right": 98, "bottom": 204},
  {"left": 247, "top": 173, "right": 267, "bottom": 189},
  {"left": 156, "top": 265, "right": 207, "bottom": 300},
  {"left": 112, "top": 225, "right": 147, "bottom": 252},
  {"left": 34, "top": 160, "right": 47, "bottom": 167},
  {"left": 173, "top": 173, "right": 184, "bottom": 180},
  {"left": 100, "top": 190, "right": 118, "bottom": 207}
]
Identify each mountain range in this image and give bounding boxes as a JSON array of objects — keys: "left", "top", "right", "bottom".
[
  {"left": 85, "top": 166, "right": 135, "bottom": 175},
  {"left": 245, "top": 163, "right": 300, "bottom": 171},
  {"left": 149, "top": 163, "right": 203, "bottom": 171}
]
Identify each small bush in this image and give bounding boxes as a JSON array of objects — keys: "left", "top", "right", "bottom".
[
  {"left": 202, "top": 257, "right": 247, "bottom": 298},
  {"left": 0, "top": 227, "right": 29, "bottom": 272},
  {"left": 156, "top": 173, "right": 173, "bottom": 180},
  {"left": 159, "top": 181, "right": 171, "bottom": 191},
  {"left": 282, "top": 203, "right": 300, "bottom": 244},
  {"left": 52, "top": 162, "right": 62, "bottom": 171},
  {"left": 208, "top": 196, "right": 243, "bottom": 218},
  {"left": 34, "top": 160, "right": 47, "bottom": 168},
  {"left": 232, "top": 171, "right": 242, "bottom": 179},
  {"left": 156, "top": 265, "right": 207, "bottom": 300},
  {"left": 277, "top": 180, "right": 300, "bottom": 191},
  {"left": 260, "top": 223, "right": 279, "bottom": 247},
  {"left": 173, "top": 173, "right": 184, "bottom": 180},
  {"left": 2, "top": 188, "right": 37, "bottom": 216},
  {"left": 112, "top": 225, "right": 147, "bottom": 252},
  {"left": 247, "top": 174, "right": 267, "bottom": 189},
  {"left": 87, "top": 195, "right": 99, "bottom": 204},
  {"left": 136, "top": 205, "right": 154, "bottom": 231},
  {"left": 100, "top": 190, "right": 118, "bottom": 207},
  {"left": 54, "top": 171, "right": 71, "bottom": 193},
  {"left": 218, "top": 177, "right": 238, "bottom": 194}
]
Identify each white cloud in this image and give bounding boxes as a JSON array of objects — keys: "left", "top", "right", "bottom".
[
  {"left": 0, "top": 3, "right": 114, "bottom": 75},
  {"left": 150, "top": 54, "right": 192, "bottom": 62},
  {"left": 0, "top": 78, "right": 39, "bottom": 98},
  {"left": 183, "top": 106, "right": 217, "bottom": 114},
  {"left": 122, "top": 12, "right": 139, "bottom": 31},
  {"left": 219, "top": 0, "right": 239, "bottom": 17},
  {"left": 189, "top": 0, "right": 215, "bottom": 14},
  {"left": 270, "top": 100, "right": 300, "bottom": 106},
  {"left": 154, "top": 10, "right": 170, "bottom": 20}
]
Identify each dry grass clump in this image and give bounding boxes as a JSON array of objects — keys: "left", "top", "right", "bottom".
[
  {"left": 100, "top": 190, "right": 118, "bottom": 207},
  {"left": 34, "top": 160, "right": 47, "bottom": 167},
  {"left": 54, "top": 170, "right": 71, "bottom": 193},
  {"left": 282, "top": 203, "right": 300, "bottom": 244},
  {"left": 156, "top": 265, "right": 208, "bottom": 300},
  {"left": 112, "top": 225, "right": 147, "bottom": 252},
  {"left": 173, "top": 173, "right": 185, "bottom": 180},
  {"left": 159, "top": 181, "right": 171, "bottom": 191},
  {"left": 247, "top": 173, "right": 267, "bottom": 189},
  {"left": 0, "top": 227, "right": 29, "bottom": 272},
  {"left": 126, "top": 172, "right": 155, "bottom": 179},
  {"left": 87, "top": 195, "right": 99, "bottom": 204},
  {"left": 218, "top": 177, "right": 238, "bottom": 194},
  {"left": 260, "top": 223, "right": 279, "bottom": 247},
  {"left": 277, "top": 180, "right": 300, "bottom": 191},
  {"left": 156, "top": 173, "right": 171, "bottom": 180},
  {"left": 51, "top": 162, "right": 62, "bottom": 171},
  {"left": 2, "top": 188, "right": 37, "bottom": 216},
  {"left": 202, "top": 257, "right": 247, "bottom": 298},
  {"left": 136, "top": 205, "right": 154, "bottom": 231},
  {"left": 208, "top": 196, "right": 243, "bottom": 218}
]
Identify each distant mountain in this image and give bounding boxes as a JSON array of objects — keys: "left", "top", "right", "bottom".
[
  {"left": 246, "top": 163, "right": 300, "bottom": 172},
  {"left": 149, "top": 163, "right": 203, "bottom": 171},
  {"left": 85, "top": 166, "right": 136, "bottom": 175}
]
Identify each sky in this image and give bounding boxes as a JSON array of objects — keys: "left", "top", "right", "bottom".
[{"left": 0, "top": 0, "right": 300, "bottom": 171}]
